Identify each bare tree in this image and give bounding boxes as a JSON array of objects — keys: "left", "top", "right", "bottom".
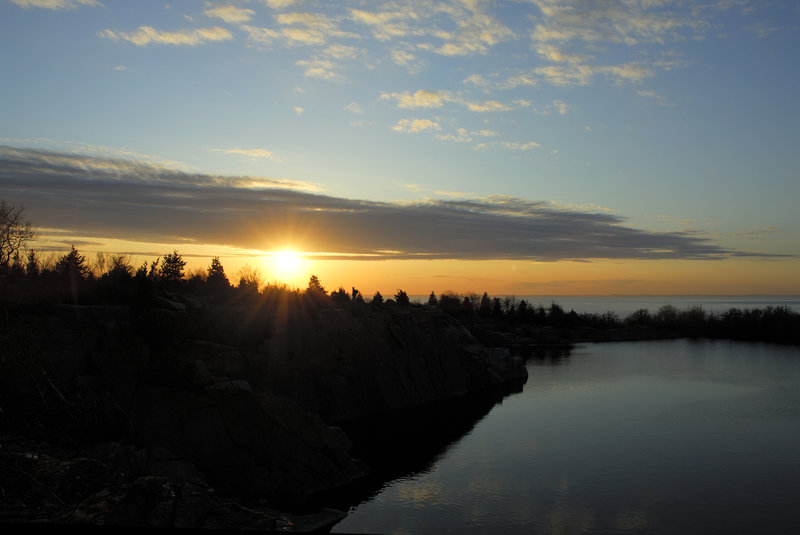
[
  {"left": 0, "top": 200, "right": 35, "bottom": 268},
  {"left": 237, "top": 264, "right": 264, "bottom": 293}
]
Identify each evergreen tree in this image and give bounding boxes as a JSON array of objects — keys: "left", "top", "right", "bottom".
[
  {"left": 206, "top": 256, "right": 229, "bottom": 290},
  {"left": 461, "top": 295, "right": 473, "bottom": 315},
  {"left": 479, "top": 292, "right": 491, "bottom": 316},
  {"left": 160, "top": 250, "right": 186, "bottom": 283},
  {"left": 55, "top": 245, "right": 89, "bottom": 279},
  {"left": 25, "top": 249, "right": 39, "bottom": 278},
  {"left": 307, "top": 274, "right": 326, "bottom": 296}
]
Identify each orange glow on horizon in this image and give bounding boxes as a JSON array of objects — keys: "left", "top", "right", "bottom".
[{"left": 28, "top": 233, "right": 800, "bottom": 297}]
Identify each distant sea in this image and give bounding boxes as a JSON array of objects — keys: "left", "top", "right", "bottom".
[{"left": 410, "top": 295, "right": 800, "bottom": 318}]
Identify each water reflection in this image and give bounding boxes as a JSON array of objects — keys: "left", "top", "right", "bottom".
[
  {"left": 332, "top": 340, "right": 800, "bottom": 535},
  {"left": 325, "top": 345, "right": 570, "bottom": 515},
  {"left": 323, "top": 382, "right": 524, "bottom": 513},
  {"left": 520, "top": 343, "right": 574, "bottom": 364}
]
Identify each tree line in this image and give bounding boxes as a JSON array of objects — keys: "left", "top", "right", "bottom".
[{"left": 1, "top": 199, "right": 798, "bottom": 344}]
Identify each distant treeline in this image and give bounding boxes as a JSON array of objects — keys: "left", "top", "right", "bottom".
[
  {"left": 1, "top": 246, "right": 798, "bottom": 345},
  {"left": 0, "top": 247, "right": 281, "bottom": 305}
]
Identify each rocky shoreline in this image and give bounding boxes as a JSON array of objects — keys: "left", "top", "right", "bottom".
[
  {"left": 1, "top": 293, "right": 527, "bottom": 532},
  {"left": 4, "top": 288, "right": 796, "bottom": 532}
]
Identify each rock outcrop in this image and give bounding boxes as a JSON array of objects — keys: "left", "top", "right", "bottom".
[
  {"left": 0, "top": 294, "right": 527, "bottom": 527},
  {"left": 0, "top": 434, "right": 345, "bottom": 531},
  {"left": 245, "top": 304, "right": 527, "bottom": 424}
]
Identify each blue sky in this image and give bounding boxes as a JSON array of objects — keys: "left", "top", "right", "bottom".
[{"left": 1, "top": 0, "right": 798, "bottom": 294}]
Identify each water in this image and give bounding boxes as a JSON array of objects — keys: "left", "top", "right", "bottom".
[{"left": 331, "top": 339, "right": 800, "bottom": 534}]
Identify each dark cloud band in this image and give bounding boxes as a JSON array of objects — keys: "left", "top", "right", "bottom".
[{"left": 0, "top": 146, "right": 786, "bottom": 261}]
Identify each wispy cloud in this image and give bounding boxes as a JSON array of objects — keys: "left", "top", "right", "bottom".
[
  {"left": 296, "top": 57, "right": 342, "bottom": 80},
  {"left": 730, "top": 226, "right": 779, "bottom": 241},
  {"left": 10, "top": 0, "right": 100, "bottom": 9},
  {"left": 529, "top": 0, "right": 708, "bottom": 47},
  {"left": 437, "top": 128, "right": 472, "bottom": 143},
  {"left": 99, "top": 26, "right": 233, "bottom": 47},
  {"left": 382, "top": 89, "right": 524, "bottom": 115},
  {"left": 265, "top": 0, "right": 299, "bottom": 9},
  {"left": 381, "top": 89, "right": 448, "bottom": 109},
  {"left": 390, "top": 48, "right": 424, "bottom": 73},
  {"left": 466, "top": 100, "right": 513, "bottom": 112},
  {"left": 476, "top": 140, "right": 541, "bottom": 151},
  {"left": 638, "top": 89, "right": 674, "bottom": 106},
  {"left": 2, "top": 146, "right": 785, "bottom": 262},
  {"left": 214, "top": 148, "right": 274, "bottom": 160},
  {"left": 428, "top": 1, "right": 516, "bottom": 56},
  {"left": 551, "top": 99, "right": 572, "bottom": 115},
  {"left": 349, "top": 8, "right": 418, "bottom": 40},
  {"left": 275, "top": 11, "right": 358, "bottom": 45},
  {"left": 204, "top": 4, "right": 255, "bottom": 24},
  {"left": 392, "top": 118, "right": 441, "bottom": 133},
  {"left": 520, "top": 0, "right": 710, "bottom": 89},
  {"left": 344, "top": 102, "right": 363, "bottom": 114}
]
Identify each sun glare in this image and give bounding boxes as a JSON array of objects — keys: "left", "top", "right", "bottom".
[{"left": 269, "top": 249, "right": 306, "bottom": 282}]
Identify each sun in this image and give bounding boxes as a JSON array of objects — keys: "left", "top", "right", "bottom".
[{"left": 269, "top": 249, "right": 306, "bottom": 282}]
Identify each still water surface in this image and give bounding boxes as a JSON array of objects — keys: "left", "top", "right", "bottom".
[{"left": 332, "top": 339, "right": 800, "bottom": 534}]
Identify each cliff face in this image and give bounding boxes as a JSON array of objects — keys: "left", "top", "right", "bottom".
[
  {"left": 246, "top": 304, "right": 527, "bottom": 424},
  {"left": 1, "top": 295, "right": 526, "bottom": 520}
]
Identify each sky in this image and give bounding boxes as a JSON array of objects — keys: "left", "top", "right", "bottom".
[{"left": 1, "top": 0, "right": 798, "bottom": 296}]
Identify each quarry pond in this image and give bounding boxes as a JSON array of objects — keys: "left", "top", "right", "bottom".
[{"left": 332, "top": 339, "right": 800, "bottom": 534}]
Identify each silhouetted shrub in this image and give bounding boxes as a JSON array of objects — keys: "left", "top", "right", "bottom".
[
  {"left": 478, "top": 292, "right": 491, "bottom": 317},
  {"left": 438, "top": 291, "right": 461, "bottom": 315},
  {"left": 461, "top": 296, "right": 474, "bottom": 315},
  {"left": 626, "top": 308, "right": 652, "bottom": 326},
  {"left": 237, "top": 265, "right": 263, "bottom": 295},
  {"left": 352, "top": 287, "right": 364, "bottom": 303},
  {"left": 394, "top": 289, "right": 410, "bottom": 306},
  {"left": 655, "top": 304, "right": 679, "bottom": 327},
  {"left": 331, "top": 286, "right": 350, "bottom": 303},
  {"left": 491, "top": 297, "right": 503, "bottom": 319}
]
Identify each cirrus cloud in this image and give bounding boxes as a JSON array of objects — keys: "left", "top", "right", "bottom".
[
  {"left": 214, "top": 148, "right": 274, "bottom": 160},
  {"left": 204, "top": 5, "right": 255, "bottom": 24},
  {"left": 99, "top": 26, "right": 233, "bottom": 47},
  {"left": 391, "top": 118, "right": 442, "bottom": 133},
  {"left": 10, "top": 0, "right": 100, "bottom": 9}
]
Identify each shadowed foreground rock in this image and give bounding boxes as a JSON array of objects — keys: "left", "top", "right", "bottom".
[
  {"left": 0, "top": 294, "right": 526, "bottom": 530},
  {"left": 0, "top": 434, "right": 345, "bottom": 531}
]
